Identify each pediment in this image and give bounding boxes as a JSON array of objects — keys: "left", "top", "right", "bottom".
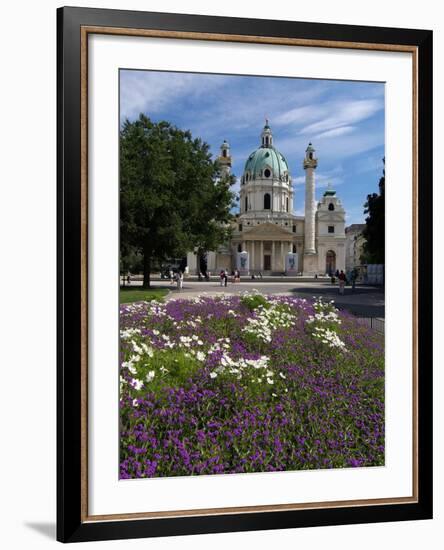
[{"left": 242, "top": 222, "right": 294, "bottom": 239}]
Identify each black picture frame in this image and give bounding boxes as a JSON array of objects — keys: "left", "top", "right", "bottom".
[{"left": 57, "top": 6, "right": 433, "bottom": 543}]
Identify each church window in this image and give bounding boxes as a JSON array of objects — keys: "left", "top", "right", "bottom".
[
  {"left": 328, "top": 225, "right": 335, "bottom": 233},
  {"left": 328, "top": 203, "right": 335, "bottom": 211},
  {"left": 264, "top": 193, "right": 271, "bottom": 210},
  {"left": 238, "top": 224, "right": 242, "bottom": 232},
  {"left": 309, "top": 152, "right": 313, "bottom": 160},
  {"left": 245, "top": 196, "right": 248, "bottom": 211},
  {"left": 245, "top": 173, "right": 249, "bottom": 182},
  {"left": 292, "top": 225, "right": 296, "bottom": 233},
  {"left": 286, "top": 197, "right": 289, "bottom": 212},
  {"left": 237, "top": 244, "right": 242, "bottom": 252},
  {"left": 222, "top": 149, "right": 227, "bottom": 157},
  {"left": 293, "top": 244, "right": 297, "bottom": 253},
  {"left": 264, "top": 168, "right": 271, "bottom": 178}
]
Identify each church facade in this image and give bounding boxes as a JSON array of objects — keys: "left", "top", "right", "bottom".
[{"left": 187, "top": 122, "right": 346, "bottom": 276}]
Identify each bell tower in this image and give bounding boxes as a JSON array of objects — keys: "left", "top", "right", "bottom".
[{"left": 218, "top": 139, "right": 232, "bottom": 177}]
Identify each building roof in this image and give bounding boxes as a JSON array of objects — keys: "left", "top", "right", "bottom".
[
  {"left": 244, "top": 146, "right": 289, "bottom": 179},
  {"left": 345, "top": 224, "right": 365, "bottom": 233}
]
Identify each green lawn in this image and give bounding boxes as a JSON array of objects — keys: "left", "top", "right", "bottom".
[{"left": 119, "top": 286, "right": 169, "bottom": 304}]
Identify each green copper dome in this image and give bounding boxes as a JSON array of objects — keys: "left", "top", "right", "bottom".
[{"left": 244, "top": 146, "right": 289, "bottom": 179}]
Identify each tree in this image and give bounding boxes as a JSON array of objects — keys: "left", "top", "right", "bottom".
[
  {"left": 120, "top": 115, "right": 236, "bottom": 288},
  {"left": 361, "top": 158, "right": 385, "bottom": 264}
]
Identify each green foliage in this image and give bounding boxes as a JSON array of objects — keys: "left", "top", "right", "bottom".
[
  {"left": 120, "top": 115, "right": 236, "bottom": 287},
  {"left": 240, "top": 293, "right": 271, "bottom": 311},
  {"left": 119, "top": 287, "right": 169, "bottom": 304},
  {"left": 362, "top": 159, "right": 385, "bottom": 264},
  {"left": 131, "top": 349, "right": 202, "bottom": 394}
]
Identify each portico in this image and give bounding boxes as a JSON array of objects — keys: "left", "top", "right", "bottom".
[{"left": 235, "top": 223, "right": 300, "bottom": 273}]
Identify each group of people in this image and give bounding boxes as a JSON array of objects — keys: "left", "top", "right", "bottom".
[
  {"left": 219, "top": 269, "right": 241, "bottom": 286},
  {"left": 331, "top": 268, "right": 358, "bottom": 295}
]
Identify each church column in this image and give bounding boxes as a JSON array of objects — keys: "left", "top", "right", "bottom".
[
  {"left": 280, "top": 241, "right": 284, "bottom": 271},
  {"left": 271, "top": 241, "right": 275, "bottom": 271},
  {"left": 251, "top": 241, "right": 255, "bottom": 272},
  {"left": 260, "top": 241, "right": 264, "bottom": 271},
  {"left": 242, "top": 241, "right": 246, "bottom": 252},
  {"left": 303, "top": 144, "right": 318, "bottom": 255}
]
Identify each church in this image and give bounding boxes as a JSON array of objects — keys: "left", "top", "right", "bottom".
[{"left": 187, "top": 121, "right": 346, "bottom": 276}]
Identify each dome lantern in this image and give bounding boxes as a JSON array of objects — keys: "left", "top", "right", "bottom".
[{"left": 261, "top": 119, "right": 273, "bottom": 148}]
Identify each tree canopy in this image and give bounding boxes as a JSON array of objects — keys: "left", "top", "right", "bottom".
[
  {"left": 361, "top": 158, "right": 385, "bottom": 264},
  {"left": 120, "top": 115, "right": 236, "bottom": 287}
]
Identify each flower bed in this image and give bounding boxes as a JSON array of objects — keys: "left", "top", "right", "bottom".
[{"left": 119, "top": 293, "right": 384, "bottom": 478}]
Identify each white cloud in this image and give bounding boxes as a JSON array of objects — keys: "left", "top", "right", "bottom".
[
  {"left": 273, "top": 104, "right": 321, "bottom": 127},
  {"left": 299, "top": 99, "right": 383, "bottom": 136},
  {"left": 120, "top": 71, "right": 229, "bottom": 121},
  {"left": 315, "top": 125, "right": 355, "bottom": 139}
]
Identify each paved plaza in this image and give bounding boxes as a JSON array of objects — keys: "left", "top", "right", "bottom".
[{"left": 127, "top": 279, "right": 384, "bottom": 318}]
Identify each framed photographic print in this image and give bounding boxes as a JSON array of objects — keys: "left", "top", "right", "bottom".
[{"left": 57, "top": 6, "right": 433, "bottom": 543}]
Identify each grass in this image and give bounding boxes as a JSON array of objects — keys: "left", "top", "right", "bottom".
[{"left": 119, "top": 286, "right": 169, "bottom": 304}]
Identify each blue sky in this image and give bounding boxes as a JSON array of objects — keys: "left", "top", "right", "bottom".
[{"left": 120, "top": 70, "right": 385, "bottom": 224}]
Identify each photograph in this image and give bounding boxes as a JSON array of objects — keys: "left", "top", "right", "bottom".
[{"left": 118, "top": 70, "right": 386, "bottom": 479}]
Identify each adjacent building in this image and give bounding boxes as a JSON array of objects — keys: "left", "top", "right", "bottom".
[{"left": 345, "top": 224, "right": 366, "bottom": 271}]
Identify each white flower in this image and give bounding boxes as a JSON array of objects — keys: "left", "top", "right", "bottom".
[
  {"left": 209, "top": 372, "right": 218, "bottom": 379},
  {"left": 132, "top": 398, "right": 139, "bottom": 407},
  {"left": 146, "top": 371, "right": 155, "bottom": 382},
  {"left": 267, "top": 377, "right": 274, "bottom": 385},
  {"left": 279, "top": 372, "right": 286, "bottom": 379},
  {"left": 196, "top": 351, "right": 206, "bottom": 362},
  {"left": 132, "top": 379, "right": 143, "bottom": 390},
  {"left": 141, "top": 343, "right": 154, "bottom": 357}
]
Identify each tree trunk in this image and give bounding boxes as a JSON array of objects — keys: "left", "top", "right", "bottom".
[{"left": 142, "top": 249, "right": 151, "bottom": 289}]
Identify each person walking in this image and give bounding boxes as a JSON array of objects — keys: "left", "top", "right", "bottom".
[
  {"left": 224, "top": 270, "right": 228, "bottom": 287},
  {"left": 220, "top": 270, "right": 225, "bottom": 287},
  {"left": 176, "top": 271, "right": 183, "bottom": 291},
  {"left": 169, "top": 269, "right": 174, "bottom": 285},
  {"left": 338, "top": 270, "right": 346, "bottom": 295}
]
